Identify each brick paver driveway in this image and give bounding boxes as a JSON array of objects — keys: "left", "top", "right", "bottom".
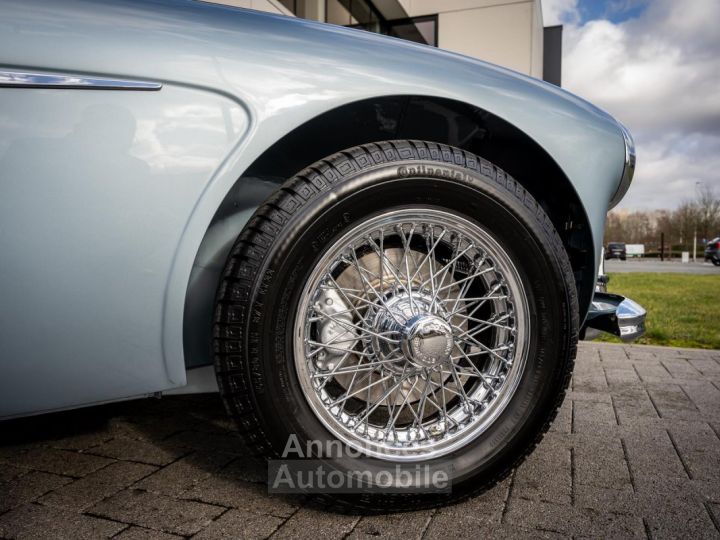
[{"left": 1, "top": 342, "right": 719, "bottom": 539}]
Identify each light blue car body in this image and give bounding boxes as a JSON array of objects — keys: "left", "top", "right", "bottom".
[{"left": 0, "top": 0, "right": 629, "bottom": 418}]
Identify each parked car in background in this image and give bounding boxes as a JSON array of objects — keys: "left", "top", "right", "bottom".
[
  {"left": 606, "top": 242, "right": 627, "bottom": 260},
  {"left": 0, "top": 0, "right": 646, "bottom": 511},
  {"left": 705, "top": 238, "right": 720, "bottom": 266}
]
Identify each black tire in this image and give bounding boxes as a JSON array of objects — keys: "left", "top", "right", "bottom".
[
  {"left": 213, "top": 140, "right": 578, "bottom": 511},
  {"left": 713, "top": 258, "right": 720, "bottom": 267}
]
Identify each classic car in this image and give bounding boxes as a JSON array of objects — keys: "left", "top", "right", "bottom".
[{"left": 0, "top": 0, "right": 645, "bottom": 510}]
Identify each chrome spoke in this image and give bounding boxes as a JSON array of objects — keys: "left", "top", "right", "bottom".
[
  {"left": 295, "top": 209, "right": 528, "bottom": 460},
  {"left": 328, "top": 373, "right": 395, "bottom": 408},
  {"left": 315, "top": 309, "right": 401, "bottom": 344}
]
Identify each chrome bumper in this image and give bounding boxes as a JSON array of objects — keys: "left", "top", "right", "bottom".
[{"left": 584, "top": 292, "right": 647, "bottom": 342}]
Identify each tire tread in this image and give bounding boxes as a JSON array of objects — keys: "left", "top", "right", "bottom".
[{"left": 214, "top": 140, "right": 579, "bottom": 512}]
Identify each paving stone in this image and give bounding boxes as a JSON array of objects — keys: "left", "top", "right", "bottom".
[
  {"left": 2, "top": 343, "right": 719, "bottom": 538},
  {"left": 48, "top": 431, "right": 114, "bottom": 452},
  {"left": 633, "top": 362, "right": 673, "bottom": 383},
  {"left": 0, "top": 463, "right": 28, "bottom": 484},
  {"left": 574, "top": 353, "right": 604, "bottom": 375},
  {"left": 573, "top": 483, "right": 636, "bottom": 515},
  {"left": 679, "top": 380, "right": 720, "bottom": 419},
  {"left": 349, "top": 510, "right": 432, "bottom": 539},
  {"left": 707, "top": 503, "right": 720, "bottom": 533},
  {"left": 644, "top": 502, "right": 719, "bottom": 539},
  {"left": 598, "top": 345, "right": 629, "bottom": 364},
  {"left": 579, "top": 344, "right": 602, "bottom": 361},
  {"left": 134, "top": 450, "right": 234, "bottom": 496},
  {"left": 604, "top": 366, "right": 642, "bottom": 388},
  {"left": 272, "top": 507, "right": 359, "bottom": 539},
  {"left": 192, "top": 509, "right": 284, "bottom": 540},
  {"left": 183, "top": 476, "right": 300, "bottom": 518},
  {"left": 40, "top": 460, "right": 157, "bottom": 510},
  {"left": 513, "top": 439, "right": 571, "bottom": 505},
  {"left": 106, "top": 418, "right": 190, "bottom": 442},
  {"left": 428, "top": 513, "right": 571, "bottom": 540},
  {"left": 89, "top": 437, "right": 187, "bottom": 466},
  {"left": 633, "top": 474, "right": 702, "bottom": 510},
  {"left": 112, "top": 526, "right": 184, "bottom": 540},
  {"left": 625, "top": 348, "right": 659, "bottom": 362},
  {"left": 572, "top": 399, "right": 616, "bottom": 434},
  {"left": 3, "top": 447, "right": 113, "bottom": 477},
  {"left": 163, "top": 430, "right": 246, "bottom": 454},
  {"left": 566, "top": 390, "right": 612, "bottom": 403},
  {"left": 0, "top": 503, "right": 124, "bottom": 539},
  {"left": 661, "top": 358, "right": 703, "bottom": 380},
  {"left": 219, "top": 454, "right": 267, "bottom": 484},
  {"left": 503, "top": 497, "right": 644, "bottom": 537},
  {"left": 438, "top": 474, "right": 511, "bottom": 525},
  {"left": 572, "top": 372, "right": 608, "bottom": 394},
  {"left": 206, "top": 417, "right": 241, "bottom": 434},
  {"left": 667, "top": 422, "right": 720, "bottom": 482},
  {"left": 549, "top": 398, "right": 572, "bottom": 434},
  {"left": 689, "top": 479, "right": 720, "bottom": 505},
  {"left": 646, "top": 384, "right": 699, "bottom": 420},
  {"left": 0, "top": 442, "right": 35, "bottom": 460},
  {"left": 623, "top": 429, "right": 688, "bottom": 481},
  {"left": 610, "top": 387, "right": 659, "bottom": 424},
  {"left": 88, "top": 488, "right": 225, "bottom": 536},
  {"left": 0, "top": 471, "right": 73, "bottom": 513},
  {"left": 676, "top": 348, "right": 720, "bottom": 359},
  {"left": 574, "top": 437, "right": 632, "bottom": 490},
  {"left": 687, "top": 358, "right": 720, "bottom": 376}
]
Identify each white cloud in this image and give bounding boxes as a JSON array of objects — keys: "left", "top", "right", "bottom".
[
  {"left": 556, "top": 0, "right": 720, "bottom": 210},
  {"left": 541, "top": 0, "right": 579, "bottom": 26}
]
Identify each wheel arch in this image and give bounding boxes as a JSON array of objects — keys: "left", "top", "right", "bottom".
[{"left": 183, "top": 95, "right": 595, "bottom": 369}]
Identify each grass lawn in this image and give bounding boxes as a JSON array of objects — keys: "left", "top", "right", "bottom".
[{"left": 594, "top": 272, "right": 720, "bottom": 349}]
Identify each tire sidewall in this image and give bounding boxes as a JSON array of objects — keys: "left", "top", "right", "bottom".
[{"left": 244, "top": 161, "right": 574, "bottom": 493}]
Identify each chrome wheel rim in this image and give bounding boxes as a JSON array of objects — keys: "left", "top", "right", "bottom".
[{"left": 294, "top": 208, "right": 529, "bottom": 461}]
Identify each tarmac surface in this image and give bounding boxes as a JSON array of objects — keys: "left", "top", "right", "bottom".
[{"left": 605, "top": 259, "right": 719, "bottom": 274}]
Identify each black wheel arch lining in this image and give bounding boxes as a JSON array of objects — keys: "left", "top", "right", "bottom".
[{"left": 183, "top": 95, "right": 595, "bottom": 369}]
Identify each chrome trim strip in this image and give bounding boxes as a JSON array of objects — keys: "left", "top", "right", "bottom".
[
  {"left": 0, "top": 70, "right": 162, "bottom": 90},
  {"left": 608, "top": 122, "right": 636, "bottom": 209}
]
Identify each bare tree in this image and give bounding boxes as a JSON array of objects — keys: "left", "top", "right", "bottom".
[
  {"left": 604, "top": 185, "right": 719, "bottom": 256},
  {"left": 696, "top": 184, "right": 720, "bottom": 241},
  {"left": 673, "top": 201, "right": 699, "bottom": 244}
]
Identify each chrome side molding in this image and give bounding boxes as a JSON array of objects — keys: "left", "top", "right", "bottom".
[{"left": 0, "top": 70, "right": 162, "bottom": 90}]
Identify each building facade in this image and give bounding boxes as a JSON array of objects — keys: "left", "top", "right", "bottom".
[{"left": 206, "top": 0, "right": 561, "bottom": 85}]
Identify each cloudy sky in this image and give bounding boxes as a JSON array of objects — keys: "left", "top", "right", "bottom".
[{"left": 542, "top": 0, "right": 720, "bottom": 211}]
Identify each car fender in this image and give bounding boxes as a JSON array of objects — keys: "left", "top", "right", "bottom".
[{"left": 0, "top": 0, "right": 626, "bottom": 405}]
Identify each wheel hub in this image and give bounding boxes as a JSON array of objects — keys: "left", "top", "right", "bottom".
[
  {"left": 367, "top": 290, "right": 454, "bottom": 373},
  {"left": 295, "top": 209, "right": 529, "bottom": 461},
  {"left": 402, "top": 315, "right": 453, "bottom": 369}
]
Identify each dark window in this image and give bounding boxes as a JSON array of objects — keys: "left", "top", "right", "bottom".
[
  {"left": 327, "top": 0, "right": 437, "bottom": 46},
  {"left": 278, "top": 0, "right": 296, "bottom": 13},
  {"left": 327, "top": 0, "right": 382, "bottom": 32},
  {"left": 387, "top": 16, "right": 437, "bottom": 46}
]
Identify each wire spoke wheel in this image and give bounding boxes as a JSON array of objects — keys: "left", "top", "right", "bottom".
[
  {"left": 215, "top": 141, "right": 579, "bottom": 509},
  {"left": 295, "top": 209, "right": 529, "bottom": 461}
]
